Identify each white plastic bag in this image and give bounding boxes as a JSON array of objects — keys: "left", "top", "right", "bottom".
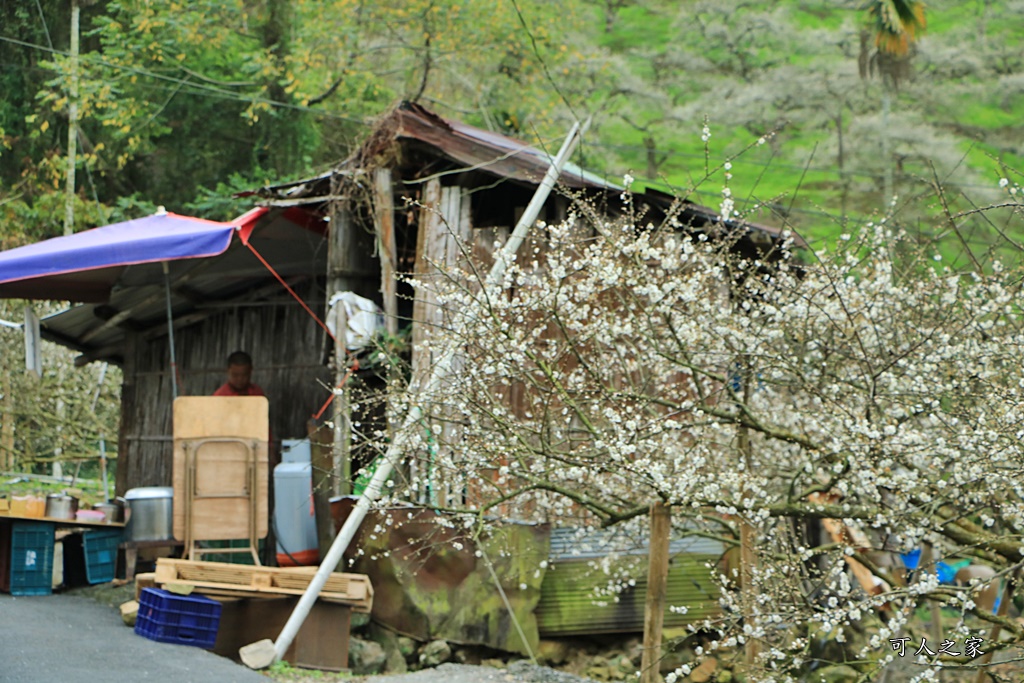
[{"left": 326, "top": 292, "right": 385, "bottom": 351}]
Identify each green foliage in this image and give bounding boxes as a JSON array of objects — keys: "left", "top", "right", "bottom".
[{"left": 0, "top": 300, "right": 121, "bottom": 480}]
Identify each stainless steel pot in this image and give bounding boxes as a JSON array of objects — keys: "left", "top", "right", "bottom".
[
  {"left": 92, "top": 501, "right": 122, "bottom": 523},
  {"left": 44, "top": 493, "right": 78, "bottom": 520},
  {"left": 120, "top": 486, "right": 174, "bottom": 541}
]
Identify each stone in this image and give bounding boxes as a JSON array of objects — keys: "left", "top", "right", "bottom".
[
  {"left": 623, "top": 637, "right": 644, "bottom": 665},
  {"left": 689, "top": 657, "right": 718, "bottom": 683},
  {"left": 419, "top": 639, "right": 453, "bottom": 668},
  {"left": 659, "top": 645, "right": 696, "bottom": 674},
  {"left": 349, "top": 636, "right": 387, "bottom": 675},
  {"left": 615, "top": 654, "right": 636, "bottom": 677},
  {"left": 586, "top": 665, "right": 614, "bottom": 681},
  {"left": 367, "top": 622, "right": 408, "bottom": 674},
  {"left": 350, "top": 611, "right": 371, "bottom": 630},
  {"left": 482, "top": 658, "right": 505, "bottom": 668},
  {"left": 814, "top": 664, "right": 860, "bottom": 683},
  {"left": 119, "top": 600, "right": 138, "bottom": 627},
  {"left": 397, "top": 635, "right": 418, "bottom": 660},
  {"left": 453, "top": 647, "right": 485, "bottom": 665},
  {"left": 537, "top": 639, "right": 572, "bottom": 665}
]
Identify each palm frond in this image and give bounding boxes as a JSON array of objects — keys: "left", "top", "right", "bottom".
[{"left": 866, "top": 0, "right": 927, "bottom": 56}]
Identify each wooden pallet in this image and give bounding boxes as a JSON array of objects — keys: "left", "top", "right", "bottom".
[{"left": 154, "top": 558, "right": 373, "bottom": 613}]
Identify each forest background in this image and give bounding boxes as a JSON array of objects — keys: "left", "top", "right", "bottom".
[{"left": 0, "top": 0, "right": 1021, "bottom": 480}]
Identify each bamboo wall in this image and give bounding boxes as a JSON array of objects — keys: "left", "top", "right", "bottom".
[{"left": 115, "top": 280, "right": 333, "bottom": 494}]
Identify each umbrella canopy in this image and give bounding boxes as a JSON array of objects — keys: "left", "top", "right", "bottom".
[{"left": 0, "top": 210, "right": 258, "bottom": 303}]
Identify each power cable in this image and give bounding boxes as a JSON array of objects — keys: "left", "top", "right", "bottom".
[
  {"left": 33, "top": 0, "right": 53, "bottom": 49},
  {"left": 583, "top": 139, "right": 1012, "bottom": 193},
  {"left": 0, "top": 34, "right": 368, "bottom": 125},
  {"left": 508, "top": 0, "right": 579, "bottom": 121}
]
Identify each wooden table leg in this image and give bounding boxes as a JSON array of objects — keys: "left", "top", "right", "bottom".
[{"left": 124, "top": 545, "right": 139, "bottom": 581}]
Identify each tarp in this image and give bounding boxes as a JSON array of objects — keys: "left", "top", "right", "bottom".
[{"left": 0, "top": 210, "right": 263, "bottom": 303}]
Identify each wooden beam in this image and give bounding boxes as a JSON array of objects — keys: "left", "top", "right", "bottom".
[
  {"left": 74, "top": 277, "right": 308, "bottom": 366},
  {"left": 373, "top": 168, "right": 399, "bottom": 337},
  {"left": 411, "top": 178, "right": 443, "bottom": 393},
  {"left": 331, "top": 302, "right": 351, "bottom": 496}
]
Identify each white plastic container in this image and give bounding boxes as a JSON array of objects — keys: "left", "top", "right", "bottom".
[
  {"left": 273, "top": 462, "right": 319, "bottom": 566},
  {"left": 280, "top": 439, "right": 312, "bottom": 464}
]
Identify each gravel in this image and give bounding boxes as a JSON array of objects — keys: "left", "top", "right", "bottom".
[{"left": 367, "top": 662, "right": 598, "bottom": 683}]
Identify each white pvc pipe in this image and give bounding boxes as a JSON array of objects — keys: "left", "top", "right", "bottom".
[{"left": 261, "top": 117, "right": 591, "bottom": 665}]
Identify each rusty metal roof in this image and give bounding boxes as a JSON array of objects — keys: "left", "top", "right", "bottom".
[
  {"left": 252, "top": 101, "right": 803, "bottom": 247},
  {"left": 389, "top": 101, "right": 621, "bottom": 191}
]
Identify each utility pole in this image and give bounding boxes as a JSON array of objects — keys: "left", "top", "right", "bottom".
[{"left": 64, "top": 0, "right": 80, "bottom": 237}]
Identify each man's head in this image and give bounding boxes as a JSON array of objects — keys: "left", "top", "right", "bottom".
[{"left": 226, "top": 350, "right": 254, "bottom": 392}]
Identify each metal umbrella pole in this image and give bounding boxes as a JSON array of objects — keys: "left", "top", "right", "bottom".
[
  {"left": 162, "top": 261, "right": 179, "bottom": 400},
  {"left": 240, "top": 116, "right": 591, "bottom": 669}
]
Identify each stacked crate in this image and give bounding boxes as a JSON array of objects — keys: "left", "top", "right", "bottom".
[{"left": 0, "top": 522, "right": 56, "bottom": 595}]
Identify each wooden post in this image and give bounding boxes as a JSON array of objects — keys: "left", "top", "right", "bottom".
[
  {"left": 411, "top": 178, "right": 441, "bottom": 503},
  {"left": 115, "top": 331, "right": 138, "bottom": 495},
  {"left": 373, "top": 168, "right": 398, "bottom": 337},
  {"left": 324, "top": 205, "right": 363, "bottom": 498},
  {"left": 641, "top": 502, "right": 671, "bottom": 683},
  {"left": 973, "top": 568, "right": 1019, "bottom": 683},
  {"left": 0, "top": 370, "right": 14, "bottom": 471},
  {"left": 307, "top": 420, "right": 335, "bottom": 568},
  {"left": 331, "top": 303, "right": 351, "bottom": 496}
]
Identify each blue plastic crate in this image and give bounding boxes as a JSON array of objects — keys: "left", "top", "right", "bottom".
[
  {"left": 8, "top": 522, "right": 55, "bottom": 596},
  {"left": 135, "top": 587, "right": 222, "bottom": 649},
  {"left": 81, "top": 528, "right": 122, "bottom": 584}
]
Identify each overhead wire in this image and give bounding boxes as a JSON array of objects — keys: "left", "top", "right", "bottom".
[
  {"left": 0, "top": 34, "right": 368, "bottom": 125},
  {"left": 3, "top": 23, "right": 1014, "bottom": 235}
]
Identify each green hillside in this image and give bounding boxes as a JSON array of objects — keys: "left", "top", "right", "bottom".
[
  {"left": 581, "top": 0, "right": 1024, "bottom": 260},
  {"left": 1, "top": 0, "right": 1022, "bottom": 262}
]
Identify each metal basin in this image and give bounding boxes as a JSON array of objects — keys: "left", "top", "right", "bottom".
[
  {"left": 92, "top": 502, "right": 122, "bottom": 523},
  {"left": 122, "top": 486, "right": 174, "bottom": 541}
]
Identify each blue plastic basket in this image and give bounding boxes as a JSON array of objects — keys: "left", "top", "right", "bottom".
[
  {"left": 8, "top": 522, "right": 55, "bottom": 596},
  {"left": 135, "top": 587, "right": 222, "bottom": 649},
  {"left": 81, "top": 528, "right": 122, "bottom": 584}
]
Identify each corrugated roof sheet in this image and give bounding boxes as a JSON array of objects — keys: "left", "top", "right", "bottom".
[
  {"left": 548, "top": 525, "right": 724, "bottom": 561},
  {"left": 537, "top": 526, "right": 725, "bottom": 636},
  {"left": 253, "top": 101, "right": 804, "bottom": 247}
]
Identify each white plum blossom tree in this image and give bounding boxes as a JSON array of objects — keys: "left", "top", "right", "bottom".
[{"left": 374, "top": 170, "right": 1024, "bottom": 681}]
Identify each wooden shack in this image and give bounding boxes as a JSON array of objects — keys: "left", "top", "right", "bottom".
[{"left": 37, "top": 101, "right": 791, "bottom": 500}]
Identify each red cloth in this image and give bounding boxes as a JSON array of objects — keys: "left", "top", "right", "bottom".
[{"left": 212, "top": 382, "right": 265, "bottom": 397}]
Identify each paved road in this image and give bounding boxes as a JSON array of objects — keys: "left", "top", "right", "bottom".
[{"left": 0, "top": 593, "right": 270, "bottom": 682}]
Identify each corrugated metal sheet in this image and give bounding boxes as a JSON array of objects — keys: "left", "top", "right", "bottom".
[
  {"left": 253, "top": 101, "right": 803, "bottom": 248},
  {"left": 548, "top": 525, "right": 723, "bottom": 560},
  {"left": 536, "top": 526, "right": 725, "bottom": 636}
]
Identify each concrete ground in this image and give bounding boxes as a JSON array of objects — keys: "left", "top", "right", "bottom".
[{"left": 0, "top": 592, "right": 271, "bottom": 683}]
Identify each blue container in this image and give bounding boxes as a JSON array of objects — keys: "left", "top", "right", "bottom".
[
  {"left": 135, "top": 587, "right": 222, "bottom": 649},
  {"left": 82, "top": 528, "right": 122, "bottom": 584},
  {"left": 8, "top": 522, "right": 55, "bottom": 596}
]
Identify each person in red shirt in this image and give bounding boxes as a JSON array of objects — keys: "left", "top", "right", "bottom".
[{"left": 213, "top": 350, "right": 265, "bottom": 397}]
